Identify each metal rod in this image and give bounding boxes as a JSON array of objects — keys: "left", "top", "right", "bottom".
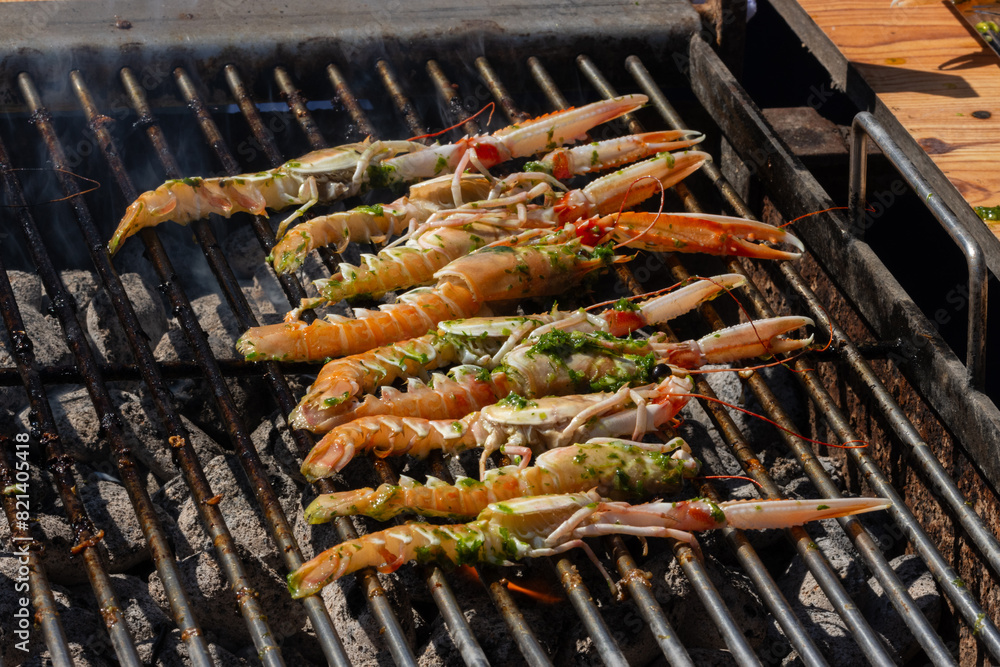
[
  {"left": 0, "top": 437, "right": 73, "bottom": 667},
  {"left": 564, "top": 54, "right": 840, "bottom": 666},
  {"left": 376, "top": 59, "right": 427, "bottom": 138},
  {"left": 479, "top": 569, "right": 553, "bottom": 665},
  {"left": 426, "top": 60, "right": 484, "bottom": 137},
  {"left": 274, "top": 65, "right": 327, "bottom": 148},
  {"left": 623, "top": 51, "right": 988, "bottom": 665},
  {"left": 271, "top": 65, "right": 364, "bottom": 271},
  {"left": 527, "top": 57, "right": 571, "bottom": 111},
  {"left": 71, "top": 68, "right": 291, "bottom": 667},
  {"left": 221, "top": 64, "right": 317, "bottom": 311},
  {"left": 0, "top": 160, "right": 143, "bottom": 667},
  {"left": 327, "top": 63, "right": 378, "bottom": 139},
  {"left": 168, "top": 66, "right": 355, "bottom": 667},
  {"left": 850, "top": 112, "right": 987, "bottom": 389},
  {"left": 674, "top": 544, "right": 764, "bottom": 667},
  {"left": 554, "top": 557, "right": 629, "bottom": 667},
  {"left": 606, "top": 536, "right": 698, "bottom": 667},
  {"left": 19, "top": 71, "right": 272, "bottom": 667},
  {"left": 578, "top": 53, "right": 916, "bottom": 665},
  {"left": 474, "top": 56, "right": 530, "bottom": 125},
  {"left": 673, "top": 40, "right": 1000, "bottom": 662},
  {"left": 425, "top": 568, "right": 491, "bottom": 667}
]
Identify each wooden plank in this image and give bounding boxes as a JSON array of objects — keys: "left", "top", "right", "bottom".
[{"left": 795, "top": 0, "right": 1000, "bottom": 236}]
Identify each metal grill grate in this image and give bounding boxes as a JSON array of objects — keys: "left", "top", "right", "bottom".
[{"left": 1, "top": 25, "right": 998, "bottom": 667}]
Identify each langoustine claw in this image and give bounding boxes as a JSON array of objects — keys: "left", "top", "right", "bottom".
[{"left": 576, "top": 211, "right": 805, "bottom": 261}]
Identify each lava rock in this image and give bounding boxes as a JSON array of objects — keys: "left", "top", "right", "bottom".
[
  {"left": 78, "top": 478, "right": 155, "bottom": 573},
  {"left": 220, "top": 225, "right": 267, "bottom": 281},
  {"left": 0, "top": 299, "right": 71, "bottom": 368},
  {"left": 24, "top": 511, "right": 88, "bottom": 586},
  {"left": 863, "top": 554, "right": 941, "bottom": 662},
  {"left": 59, "top": 269, "right": 100, "bottom": 314},
  {"left": 154, "top": 292, "right": 242, "bottom": 361},
  {"left": 86, "top": 272, "right": 168, "bottom": 364},
  {"left": 147, "top": 548, "right": 308, "bottom": 647},
  {"left": 779, "top": 519, "right": 867, "bottom": 612},
  {"left": 16, "top": 387, "right": 109, "bottom": 464},
  {"left": 250, "top": 263, "right": 291, "bottom": 324},
  {"left": 15, "top": 388, "right": 223, "bottom": 484},
  {"left": 0, "top": 555, "right": 113, "bottom": 666},
  {"left": 114, "top": 391, "right": 225, "bottom": 483},
  {"left": 7, "top": 269, "right": 43, "bottom": 311},
  {"left": 144, "top": 633, "right": 245, "bottom": 667},
  {"left": 107, "top": 573, "right": 172, "bottom": 649}
]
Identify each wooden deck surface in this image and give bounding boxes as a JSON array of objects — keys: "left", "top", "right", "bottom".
[{"left": 794, "top": 0, "right": 1000, "bottom": 230}]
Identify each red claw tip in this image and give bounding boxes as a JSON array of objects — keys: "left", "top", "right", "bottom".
[{"left": 575, "top": 218, "right": 607, "bottom": 247}]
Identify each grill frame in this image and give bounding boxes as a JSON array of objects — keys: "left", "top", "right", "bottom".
[{"left": 0, "top": 14, "right": 997, "bottom": 666}]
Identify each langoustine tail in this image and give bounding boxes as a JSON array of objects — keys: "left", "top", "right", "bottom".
[{"left": 236, "top": 282, "right": 478, "bottom": 362}]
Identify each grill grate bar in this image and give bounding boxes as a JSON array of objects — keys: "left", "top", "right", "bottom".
[
  {"left": 677, "top": 40, "right": 1000, "bottom": 661},
  {"left": 262, "top": 64, "right": 489, "bottom": 666},
  {"left": 270, "top": 65, "right": 344, "bottom": 274},
  {"left": 221, "top": 65, "right": 315, "bottom": 309},
  {"left": 426, "top": 60, "right": 485, "bottom": 138},
  {"left": 228, "top": 59, "right": 484, "bottom": 666},
  {"left": 605, "top": 52, "right": 958, "bottom": 663},
  {"left": 17, "top": 70, "right": 287, "bottom": 667},
  {"left": 554, "top": 556, "right": 630, "bottom": 667},
  {"left": 474, "top": 57, "right": 530, "bottom": 126},
  {"left": 326, "top": 63, "right": 379, "bottom": 140},
  {"left": 624, "top": 48, "right": 983, "bottom": 663},
  {"left": 606, "top": 535, "right": 698, "bottom": 667},
  {"left": 577, "top": 54, "right": 914, "bottom": 664},
  {"left": 565, "top": 54, "right": 881, "bottom": 664},
  {"left": 675, "top": 544, "right": 765, "bottom": 667},
  {"left": 166, "top": 65, "right": 359, "bottom": 666},
  {"left": 0, "top": 142, "right": 145, "bottom": 667},
  {"left": 70, "top": 68, "right": 295, "bottom": 667},
  {"left": 0, "top": 425, "right": 72, "bottom": 663},
  {"left": 377, "top": 59, "right": 428, "bottom": 139}
]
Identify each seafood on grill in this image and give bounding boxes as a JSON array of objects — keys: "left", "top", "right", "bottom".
[
  {"left": 290, "top": 274, "right": 747, "bottom": 431},
  {"left": 237, "top": 211, "right": 803, "bottom": 362},
  {"left": 293, "top": 311, "right": 813, "bottom": 434},
  {"left": 270, "top": 134, "right": 707, "bottom": 276},
  {"left": 286, "top": 492, "right": 892, "bottom": 598},
  {"left": 238, "top": 235, "right": 615, "bottom": 361},
  {"left": 304, "top": 438, "right": 701, "bottom": 523},
  {"left": 576, "top": 211, "right": 806, "bottom": 261},
  {"left": 299, "top": 374, "right": 695, "bottom": 481},
  {"left": 107, "top": 94, "right": 648, "bottom": 254}
]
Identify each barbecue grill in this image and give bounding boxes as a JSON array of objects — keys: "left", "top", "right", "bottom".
[{"left": 2, "top": 1, "right": 1000, "bottom": 665}]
